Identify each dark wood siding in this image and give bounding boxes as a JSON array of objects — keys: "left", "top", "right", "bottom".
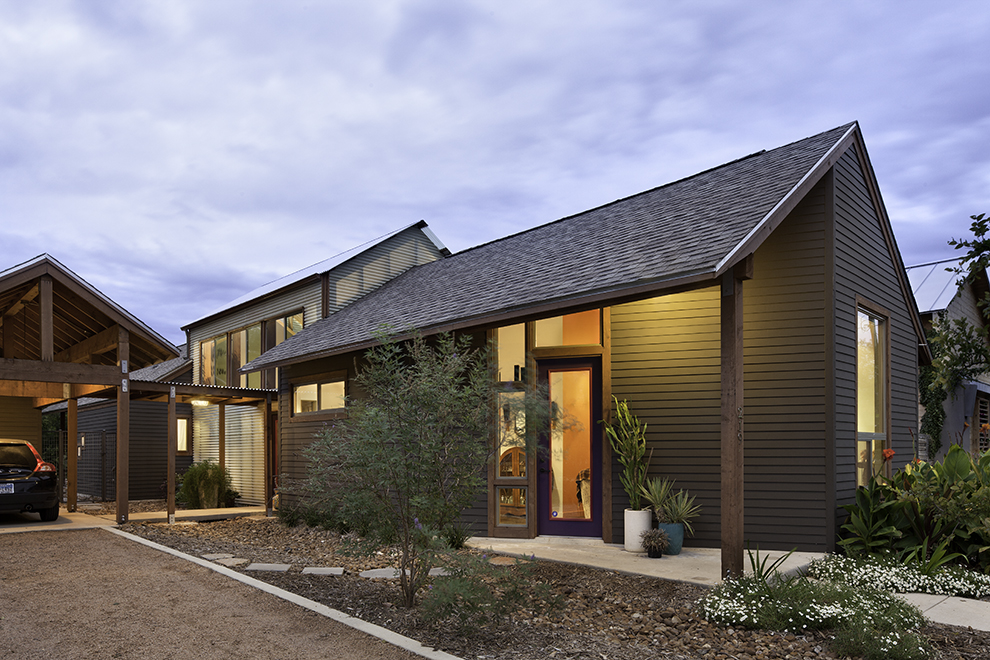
[
  {"left": 832, "top": 147, "right": 919, "bottom": 535},
  {"left": 75, "top": 400, "right": 194, "bottom": 500},
  {"left": 609, "top": 178, "right": 830, "bottom": 550},
  {"left": 742, "top": 177, "right": 828, "bottom": 550},
  {"left": 610, "top": 287, "right": 722, "bottom": 546}
]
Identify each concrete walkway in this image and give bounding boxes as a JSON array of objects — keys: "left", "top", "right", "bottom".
[{"left": 469, "top": 535, "right": 990, "bottom": 633}]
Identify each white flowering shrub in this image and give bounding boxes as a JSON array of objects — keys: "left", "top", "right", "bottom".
[
  {"left": 807, "top": 553, "right": 990, "bottom": 599},
  {"left": 697, "top": 569, "right": 933, "bottom": 659}
]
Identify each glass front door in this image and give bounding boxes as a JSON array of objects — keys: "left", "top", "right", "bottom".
[{"left": 537, "top": 359, "right": 601, "bottom": 537}]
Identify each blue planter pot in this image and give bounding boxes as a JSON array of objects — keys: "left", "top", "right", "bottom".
[{"left": 658, "top": 523, "right": 684, "bottom": 555}]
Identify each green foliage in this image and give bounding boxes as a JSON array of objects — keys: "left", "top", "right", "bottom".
[
  {"left": 663, "top": 488, "right": 701, "bottom": 536},
  {"left": 698, "top": 570, "right": 932, "bottom": 660},
  {"left": 640, "top": 527, "right": 669, "bottom": 553},
  {"left": 420, "top": 552, "right": 559, "bottom": 633},
  {"left": 601, "top": 396, "right": 651, "bottom": 510},
  {"left": 304, "top": 331, "right": 554, "bottom": 607},
  {"left": 808, "top": 552, "right": 990, "bottom": 599},
  {"left": 950, "top": 212, "right": 990, "bottom": 316},
  {"left": 440, "top": 521, "right": 474, "bottom": 551},
  {"left": 746, "top": 545, "right": 796, "bottom": 587},
  {"left": 640, "top": 477, "right": 674, "bottom": 520},
  {"left": 839, "top": 446, "right": 990, "bottom": 573},
  {"left": 927, "top": 314, "right": 990, "bottom": 395},
  {"left": 177, "top": 460, "right": 238, "bottom": 509},
  {"left": 918, "top": 364, "right": 946, "bottom": 456}
]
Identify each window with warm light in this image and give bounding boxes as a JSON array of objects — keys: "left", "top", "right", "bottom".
[
  {"left": 176, "top": 416, "right": 191, "bottom": 455},
  {"left": 293, "top": 377, "right": 346, "bottom": 415},
  {"left": 535, "top": 310, "right": 601, "bottom": 347},
  {"left": 857, "top": 306, "right": 888, "bottom": 486}
]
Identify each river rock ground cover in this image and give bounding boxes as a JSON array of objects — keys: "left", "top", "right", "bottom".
[{"left": 116, "top": 513, "right": 990, "bottom": 660}]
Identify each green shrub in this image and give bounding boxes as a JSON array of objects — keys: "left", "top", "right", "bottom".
[
  {"left": 178, "top": 460, "right": 238, "bottom": 509},
  {"left": 838, "top": 446, "right": 990, "bottom": 573},
  {"left": 420, "top": 552, "right": 558, "bottom": 633}
]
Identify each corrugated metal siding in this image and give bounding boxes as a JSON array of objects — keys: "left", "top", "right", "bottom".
[
  {"left": 742, "top": 179, "right": 828, "bottom": 550},
  {"left": 193, "top": 404, "right": 265, "bottom": 505},
  {"left": 0, "top": 396, "right": 42, "bottom": 445},
  {"left": 190, "top": 280, "right": 321, "bottom": 385},
  {"left": 610, "top": 287, "right": 722, "bottom": 546},
  {"left": 832, "top": 147, "right": 919, "bottom": 528},
  {"left": 329, "top": 227, "right": 445, "bottom": 312}
]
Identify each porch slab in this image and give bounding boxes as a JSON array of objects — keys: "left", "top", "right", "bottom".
[
  {"left": 216, "top": 557, "right": 249, "bottom": 567},
  {"left": 468, "top": 536, "right": 824, "bottom": 588}
]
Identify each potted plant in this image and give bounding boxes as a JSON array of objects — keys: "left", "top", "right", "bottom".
[
  {"left": 640, "top": 527, "right": 670, "bottom": 558},
  {"left": 601, "top": 396, "right": 652, "bottom": 552},
  {"left": 659, "top": 488, "right": 701, "bottom": 555}
]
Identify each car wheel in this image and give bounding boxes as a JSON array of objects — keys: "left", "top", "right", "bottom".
[{"left": 39, "top": 504, "right": 59, "bottom": 522}]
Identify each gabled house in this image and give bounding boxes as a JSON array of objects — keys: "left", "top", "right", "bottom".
[
  {"left": 244, "top": 122, "right": 928, "bottom": 566},
  {"left": 180, "top": 221, "right": 449, "bottom": 505},
  {"left": 907, "top": 258, "right": 990, "bottom": 459}
]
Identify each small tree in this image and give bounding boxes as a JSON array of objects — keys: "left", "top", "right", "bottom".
[{"left": 305, "top": 331, "right": 551, "bottom": 607}]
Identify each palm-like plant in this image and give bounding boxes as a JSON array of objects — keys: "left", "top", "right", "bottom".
[{"left": 602, "top": 396, "right": 651, "bottom": 510}]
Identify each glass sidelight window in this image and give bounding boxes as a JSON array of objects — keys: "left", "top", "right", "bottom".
[
  {"left": 548, "top": 368, "right": 592, "bottom": 520},
  {"left": 857, "top": 307, "right": 888, "bottom": 486}
]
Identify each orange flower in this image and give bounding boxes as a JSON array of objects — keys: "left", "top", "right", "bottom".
[{"left": 882, "top": 448, "right": 895, "bottom": 461}]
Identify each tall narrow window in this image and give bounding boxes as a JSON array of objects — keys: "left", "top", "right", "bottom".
[
  {"left": 176, "top": 417, "right": 191, "bottom": 455},
  {"left": 857, "top": 307, "right": 887, "bottom": 486}
]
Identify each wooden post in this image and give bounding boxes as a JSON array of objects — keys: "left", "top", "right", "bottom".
[
  {"left": 218, "top": 402, "right": 225, "bottom": 470},
  {"left": 167, "top": 386, "right": 176, "bottom": 524},
  {"left": 40, "top": 275, "right": 53, "bottom": 361},
  {"left": 721, "top": 268, "right": 746, "bottom": 579},
  {"left": 115, "top": 327, "right": 130, "bottom": 525},
  {"left": 67, "top": 397, "right": 78, "bottom": 512},
  {"left": 264, "top": 395, "right": 273, "bottom": 517}
]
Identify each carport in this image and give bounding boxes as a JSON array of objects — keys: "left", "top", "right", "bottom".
[{"left": 0, "top": 255, "right": 180, "bottom": 523}]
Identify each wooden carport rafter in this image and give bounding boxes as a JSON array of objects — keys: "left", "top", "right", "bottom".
[{"left": 1, "top": 254, "right": 180, "bottom": 524}]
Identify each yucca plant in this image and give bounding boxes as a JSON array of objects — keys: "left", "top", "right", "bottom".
[{"left": 602, "top": 396, "right": 651, "bottom": 510}]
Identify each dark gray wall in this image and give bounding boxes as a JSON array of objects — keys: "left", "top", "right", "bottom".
[
  {"left": 609, "top": 176, "right": 830, "bottom": 550},
  {"left": 832, "top": 147, "right": 920, "bottom": 532},
  {"left": 75, "top": 400, "right": 194, "bottom": 500}
]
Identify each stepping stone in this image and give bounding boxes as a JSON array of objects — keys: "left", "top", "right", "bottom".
[
  {"left": 245, "top": 563, "right": 291, "bottom": 572},
  {"left": 429, "top": 568, "right": 452, "bottom": 576},
  {"left": 302, "top": 567, "right": 344, "bottom": 576},
  {"left": 216, "top": 557, "right": 249, "bottom": 567},
  {"left": 202, "top": 553, "right": 234, "bottom": 560},
  {"left": 359, "top": 568, "right": 404, "bottom": 579}
]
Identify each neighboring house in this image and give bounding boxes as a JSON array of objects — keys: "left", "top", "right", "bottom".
[
  {"left": 45, "top": 346, "right": 194, "bottom": 501},
  {"left": 906, "top": 258, "right": 990, "bottom": 459},
  {"left": 245, "top": 122, "right": 928, "bottom": 554},
  {"left": 180, "top": 221, "right": 449, "bottom": 505}
]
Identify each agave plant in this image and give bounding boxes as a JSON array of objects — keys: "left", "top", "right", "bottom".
[{"left": 663, "top": 489, "right": 701, "bottom": 537}]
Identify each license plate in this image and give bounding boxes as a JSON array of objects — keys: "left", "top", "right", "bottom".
[{"left": 0, "top": 483, "right": 13, "bottom": 494}]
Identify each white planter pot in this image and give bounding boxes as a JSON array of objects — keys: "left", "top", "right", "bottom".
[{"left": 623, "top": 508, "right": 653, "bottom": 552}]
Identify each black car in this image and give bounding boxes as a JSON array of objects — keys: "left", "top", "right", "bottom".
[{"left": 0, "top": 439, "right": 59, "bottom": 521}]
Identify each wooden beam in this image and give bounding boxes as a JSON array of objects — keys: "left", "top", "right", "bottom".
[
  {"left": 115, "top": 327, "right": 130, "bottom": 525},
  {"left": 0, "top": 357, "right": 120, "bottom": 385},
  {"left": 0, "top": 283, "right": 39, "bottom": 324},
  {"left": 167, "top": 386, "right": 176, "bottom": 524},
  {"left": 40, "top": 275, "right": 53, "bottom": 361},
  {"left": 0, "top": 381, "right": 107, "bottom": 399},
  {"left": 264, "top": 394, "right": 272, "bottom": 516},
  {"left": 67, "top": 398, "right": 78, "bottom": 512},
  {"left": 54, "top": 324, "right": 120, "bottom": 364},
  {"left": 721, "top": 271, "right": 745, "bottom": 579}
]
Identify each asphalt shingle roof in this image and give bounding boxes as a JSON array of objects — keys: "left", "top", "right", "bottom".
[{"left": 245, "top": 123, "right": 857, "bottom": 371}]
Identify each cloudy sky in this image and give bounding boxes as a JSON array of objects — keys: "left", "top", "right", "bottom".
[{"left": 1, "top": 1, "right": 988, "bottom": 346}]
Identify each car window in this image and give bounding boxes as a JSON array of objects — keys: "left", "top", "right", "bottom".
[{"left": 0, "top": 443, "right": 36, "bottom": 467}]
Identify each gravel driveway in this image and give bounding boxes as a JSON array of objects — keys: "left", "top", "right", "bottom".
[{"left": 0, "top": 528, "right": 428, "bottom": 660}]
